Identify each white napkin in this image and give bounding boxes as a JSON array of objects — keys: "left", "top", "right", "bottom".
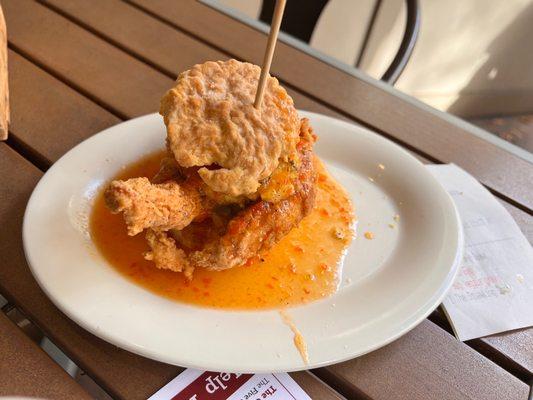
[{"left": 426, "top": 164, "right": 533, "bottom": 341}]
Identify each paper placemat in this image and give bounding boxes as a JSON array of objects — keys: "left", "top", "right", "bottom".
[{"left": 427, "top": 164, "right": 533, "bottom": 341}]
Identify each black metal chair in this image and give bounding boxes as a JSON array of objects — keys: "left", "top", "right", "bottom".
[{"left": 259, "top": 0, "right": 420, "bottom": 84}]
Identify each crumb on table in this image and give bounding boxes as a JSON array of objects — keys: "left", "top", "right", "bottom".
[{"left": 364, "top": 231, "right": 374, "bottom": 240}]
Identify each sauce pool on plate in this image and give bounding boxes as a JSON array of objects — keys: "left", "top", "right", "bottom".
[{"left": 90, "top": 151, "right": 355, "bottom": 310}]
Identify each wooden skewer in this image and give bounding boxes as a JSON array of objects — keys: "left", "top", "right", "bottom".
[
  {"left": 0, "top": 5, "right": 8, "bottom": 140},
  {"left": 254, "top": 0, "right": 287, "bottom": 109}
]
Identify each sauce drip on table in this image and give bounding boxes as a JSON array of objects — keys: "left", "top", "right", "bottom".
[{"left": 90, "top": 151, "right": 354, "bottom": 310}]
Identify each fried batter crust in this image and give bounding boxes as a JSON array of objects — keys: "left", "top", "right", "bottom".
[
  {"left": 160, "top": 59, "right": 300, "bottom": 196},
  {"left": 104, "top": 177, "right": 205, "bottom": 236}
]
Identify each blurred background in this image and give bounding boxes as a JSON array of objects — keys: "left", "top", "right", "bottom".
[{"left": 207, "top": 0, "right": 533, "bottom": 152}]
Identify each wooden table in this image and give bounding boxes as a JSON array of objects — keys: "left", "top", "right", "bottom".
[
  {"left": 1, "top": 1, "right": 532, "bottom": 399},
  {"left": 0, "top": 310, "right": 93, "bottom": 399}
]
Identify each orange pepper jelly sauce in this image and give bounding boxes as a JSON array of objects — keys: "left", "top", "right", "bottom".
[{"left": 91, "top": 151, "right": 355, "bottom": 310}]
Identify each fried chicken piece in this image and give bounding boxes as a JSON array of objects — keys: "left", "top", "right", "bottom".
[
  {"left": 104, "top": 177, "right": 206, "bottom": 236},
  {"left": 144, "top": 125, "right": 317, "bottom": 275},
  {"left": 143, "top": 213, "right": 230, "bottom": 277},
  {"left": 194, "top": 190, "right": 314, "bottom": 271},
  {"left": 105, "top": 160, "right": 254, "bottom": 236},
  {"left": 144, "top": 229, "right": 194, "bottom": 279},
  {"left": 193, "top": 135, "right": 316, "bottom": 271}
]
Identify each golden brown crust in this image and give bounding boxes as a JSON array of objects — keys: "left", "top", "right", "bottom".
[
  {"left": 144, "top": 229, "right": 194, "bottom": 279},
  {"left": 160, "top": 59, "right": 300, "bottom": 197},
  {"left": 104, "top": 177, "right": 204, "bottom": 236}
]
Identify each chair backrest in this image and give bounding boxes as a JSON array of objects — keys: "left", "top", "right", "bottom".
[
  {"left": 259, "top": 0, "right": 329, "bottom": 43},
  {"left": 259, "top": 0, "right": 420, "bottom": 84}
]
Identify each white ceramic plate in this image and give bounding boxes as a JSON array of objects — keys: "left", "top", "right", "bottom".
[{"left": 23, "top": 111, "right": 462, "bottom": 373}]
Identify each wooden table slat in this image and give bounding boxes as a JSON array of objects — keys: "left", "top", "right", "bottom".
[
  {"left": 469, "top": 329, "right": 533, "bottom": 381},
  {"left": 43, "top": 0, "right": 224, "bottom": 79},
  {"left": 44, "top": 0, "right": 347, "bottom": 123},
  {"left": 128, "top": 0, "right": 533, "bottom": 211},
  {"left": 4, "top": 0, "right": 171, "bottom": 119},
  {"left": 313, "top": 320, "right": 529, "bottom": 400},
  {"left": 8, "top": 50, "right": 121, "bottom": 165},
  {"left": 431, "top": 308, "right": 533, "bottom": 382},
  {"left": 289, "top": 372, "right": 344, "bottom": 400}
]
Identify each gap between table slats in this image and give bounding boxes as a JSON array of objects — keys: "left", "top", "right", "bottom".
[
  {"left": 0, "top": 310, "right": 92, "bottom": 399},
  {"left": 429, "top": 308, "right": 533, "bottom": 383}
]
